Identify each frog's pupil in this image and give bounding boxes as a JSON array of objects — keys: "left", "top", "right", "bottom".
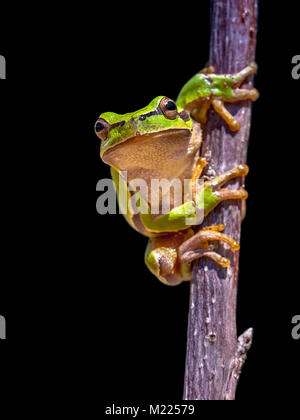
[
  {"left": 96, "top": 122, "right": 105, "bottom": 132},
  {"left": 165, "top": 101, "right": 176, "bottom": 111}
]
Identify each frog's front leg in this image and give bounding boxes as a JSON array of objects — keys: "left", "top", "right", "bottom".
[
  {"left": 210, "top": 62, "right": 259, "bottom": 131},
  {"left": 179, "top": 62, "right": 259, "bottom": 131}
]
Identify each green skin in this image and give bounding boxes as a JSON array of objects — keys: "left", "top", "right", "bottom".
[{"left": 96, "top": 64, "right": 258, "bottom": 285}]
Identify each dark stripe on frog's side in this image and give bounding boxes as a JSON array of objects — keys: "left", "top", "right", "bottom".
[
  {"left": 110, "top": 120, "right": 125, "bottom": 129},
  {"left": 138, "top": 110, "right": 161, "bottom": 121},
  {"left": 137, "top": 107, "right": 190, "bottom": 123}
]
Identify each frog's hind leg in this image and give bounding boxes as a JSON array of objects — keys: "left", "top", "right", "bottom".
[
  {"left": 178, "top": 165, "right": 249, "bottom": 268},
  {"left": 145, "top": 165, "right": 249, "bottom": 282},
  {"left": 178, "top": 226, "right": 240, "bottom": 268},
  {"left": 145, "top": 232, "right": 193, "bottom": 286},
  {"left": 179, "top": 248, "right": 231, "bottom": 268}
]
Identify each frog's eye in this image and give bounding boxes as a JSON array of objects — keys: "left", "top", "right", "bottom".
[
  {"left": 95, "top": 118, "right": 111, "bottom": 141},
  {"left": 159, "top": 97, "right": 178, "bottom": 120}
]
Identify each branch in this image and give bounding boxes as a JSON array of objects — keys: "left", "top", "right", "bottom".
[{"left": 183, "top": 0, "right": 258, "bottom": 400}]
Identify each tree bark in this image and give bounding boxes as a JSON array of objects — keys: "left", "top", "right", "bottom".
[{"left": 183, "top": 0, "right": 258, "bottom": 400}]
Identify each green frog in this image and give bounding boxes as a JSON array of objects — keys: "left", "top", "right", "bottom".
[{"left": 95, "top": 63, "right": 258, "bottom": 285}]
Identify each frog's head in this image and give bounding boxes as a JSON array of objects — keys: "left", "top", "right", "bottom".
[{"left": 95, "top": 96, "right": 193, "bottom": 172}]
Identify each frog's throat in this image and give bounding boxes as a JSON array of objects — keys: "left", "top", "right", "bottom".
[{"left": 101, "top": 128, "right": 193, "bottom": 172}]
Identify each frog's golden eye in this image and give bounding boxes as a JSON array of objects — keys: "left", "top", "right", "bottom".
[
  {"left": 160, "top": 97, "right": 178, "bottom": 120},
  {"left": 95, "top": 118, "right": 111, "bottom": 141}
]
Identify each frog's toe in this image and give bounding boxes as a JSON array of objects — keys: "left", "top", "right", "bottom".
[
  {"left": 179, "top": 249, "right": 231, "bottom": 268},
  {"left": 178, "top": 227, "right": 240, "bottom": 268},
  {"left": 232, "top": 62, "right": 258, "bottom": 87},
  {"left": 178, "top": 228, "right": 240, "bottom": 255},
  {"left": 211, "top": 98, "right": 241, "bottom": 132}
]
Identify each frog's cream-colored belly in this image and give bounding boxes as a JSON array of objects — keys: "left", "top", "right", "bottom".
[{"left": 103, "top": 127, "right": 201, "bottom": 210}]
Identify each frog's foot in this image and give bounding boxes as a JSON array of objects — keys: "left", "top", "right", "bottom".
[
  {"left": 211, "top": 62, "right": 259, "bottom": 131},
  {"left": 193, "top": 90, "right": 258, "bottom": 131},
  {"left": 178, "top": 225, "right": 239, "bottom": 268},
  {"left": 208, "top": 164, "right": 249, "bottom": 190},
  {"left": 212, "top": 86, "right": 259, "bottom": 131},
  {"left": 206, "top": 164, "right": 249, "bottom": 212},
  {"left": 211, "top": 98, "right": 241, "bottom": 131},
  {"left": 179, "top": 248, "right": 231, "bottom": 268},
  {"left": 232, "top": 62, "right": 258, "bottom": 88},
  {"left": 214, "top": 188, "right": 248, "bottom": 202},
  {"left": 228, "top": 88, "right": 259, "bottom": 103}
]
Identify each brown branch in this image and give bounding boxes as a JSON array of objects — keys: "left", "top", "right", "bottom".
[{"left": 183, "top": 0, "right": 258, "bottom": 400}]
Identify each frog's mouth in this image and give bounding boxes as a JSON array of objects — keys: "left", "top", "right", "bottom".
[{"left": 102, "top": 128, "right": 195, "bottom": 183}]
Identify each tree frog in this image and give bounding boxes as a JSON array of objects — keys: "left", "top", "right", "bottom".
[{"left": 95, "top": 63, "right": 258, "bottom": 285}]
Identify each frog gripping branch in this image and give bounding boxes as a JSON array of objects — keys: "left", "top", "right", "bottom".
[
  {"left": 96, "top": 0, "right": 258, "bottom": 401},
  {"left": 96, "top": 66, "right": 257, "bottom": 286}
]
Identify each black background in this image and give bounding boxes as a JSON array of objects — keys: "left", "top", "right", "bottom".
[
  {"left": 1, "top": 0, "right": 299, "bottom": 405},
  {"left": 93, "top": 2, "right": 300, "bottom": 402}
]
